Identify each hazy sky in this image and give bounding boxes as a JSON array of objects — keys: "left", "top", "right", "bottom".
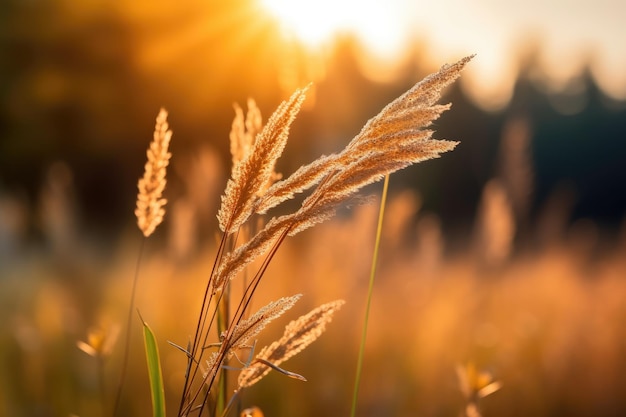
[{"left": 262, "top": 0, "right": 626, "bottom": 109}]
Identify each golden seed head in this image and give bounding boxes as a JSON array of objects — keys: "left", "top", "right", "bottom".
[{"left": 135, "top": 108, "right": 172, "bottom": 237}]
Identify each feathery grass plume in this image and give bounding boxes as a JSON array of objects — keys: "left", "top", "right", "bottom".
[
  {"left": 254, "top": 153, "right": 341, "bottom": 214},
  {"left": 230, "top": 99, "right": 262, "bottom": 169},
  {"left": 212, "top": 57, "right": 472, "bottom": 292},
  {"left": 228, "top": 294, "right": 302, "bottom": 351},
  {"left": 180, "top": 58, "right": 472, "bottom": 415},
  {"left": 237, "top": 299, "right": 345, "bottom": 388},
  {"left": 135, "top": 108, "right": 172, "bottom": 237},
  {"left": 230, "top": 98, "right": 283, "bottom": 204},
  {"left": 310, "top": 141, "right": 457, "bottom": 206},
  {"left": 254, "top": 56, "right": 473, "bottom": 218},
  {"left": 282, "top": 141, "right": 455, "bottom": 237},
  {"left": 202, "top": 352, "right": 219, "bottom": 380},
  {"left": 218, "top": 85, "right": 310, "bottom": 234}
]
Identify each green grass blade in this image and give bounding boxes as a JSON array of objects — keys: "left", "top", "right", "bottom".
[
  {"left": 141, "top": 315, "right": 166, "bottom": 417},
  {"left": 350, "top": 174, "right": 390, "bottom": 417}
]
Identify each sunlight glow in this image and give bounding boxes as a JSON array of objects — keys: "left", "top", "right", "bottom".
[
  {"left": 259, "top": 0, "right": 626, "bottom": 108},
  {"left": 260, "top": 0, "right": 346, "bottom": 47},
  {"left": 259, "top": 0, "right": 406, "bottom": 59}
]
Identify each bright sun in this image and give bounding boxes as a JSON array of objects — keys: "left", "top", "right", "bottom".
[
  {"left": 260, "top": 0, "right": 345, "bottom": 47},
  {"left": 259, "top": 0, "right": 406, "bottom": 58}
]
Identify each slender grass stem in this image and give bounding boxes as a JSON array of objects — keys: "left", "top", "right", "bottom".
[
  {"left": 178, "top": 231, "right": 229, "bottom": 416},
  {"left": 195, "top": 226, "right": 291, "bottom": 416},
  {"left": 350, "top": 174, "right": 389, "bottom": 417},
  {"left": 216, "top": 288, "right": 230, "bottom": 416},
  {"left": 113, "top": 236, "right": 145, "bottom": 417}
]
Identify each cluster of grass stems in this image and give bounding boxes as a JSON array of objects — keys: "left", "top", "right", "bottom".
[{"left": 81, "top": 56, "right": 474, "bottom": 417}]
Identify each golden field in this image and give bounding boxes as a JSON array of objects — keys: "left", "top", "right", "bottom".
[{"left": 2, "top": 177, "right": 626, "bottom": 416}]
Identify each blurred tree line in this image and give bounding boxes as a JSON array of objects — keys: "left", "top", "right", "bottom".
[{"left": 1, "top": 0, "right": 625, "bottom": 249}]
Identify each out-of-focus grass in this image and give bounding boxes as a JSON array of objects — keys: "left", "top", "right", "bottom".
[{"left": 2, "top": 190, "right": 626, "bottom": 416}]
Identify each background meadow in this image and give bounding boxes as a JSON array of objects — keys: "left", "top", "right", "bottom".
[{"left": 1, "top": 1, "right": 626, "bottom": 416}]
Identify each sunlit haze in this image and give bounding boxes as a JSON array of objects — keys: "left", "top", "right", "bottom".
[
  {"left": 259, "top": 0, "right": 406, "bottom": 58},
  {"left": 260, "top": 0, "right": 626, "bottom": 110}
]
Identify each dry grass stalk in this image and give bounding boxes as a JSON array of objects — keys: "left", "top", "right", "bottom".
[
  {"left": 254, "top": 153, "right": 341, "bottom": 214},
  {"left": 284, "top": 59, "right": 468, "bottom": 212},
  {"left": 228, "top": 294, "right": 302, "bottom": 351},
  {"left": 218, "top": 85, "right": 310, "bottom": 234},
  {"left": 213, "top": 57, "right": 471, "bottom": 292},
  {"left": 135, "top": 108, "right": 172, "bottom": 237},
  {"left": 253, "top": 57, "right": 472, "bottom": 218},
  {"left": 179, "top": 57, "right": 472, "bottom": 416},
  {"left": 212, "top": 214, "right": 292, "bottom": 294},
  {"left": 230, "top": 99, "right": 262, "bottom": 167},
  {"left": 237, "top": 299, "right": 345, "bottom": 388}
]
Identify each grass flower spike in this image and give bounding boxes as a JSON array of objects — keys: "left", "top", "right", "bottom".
[
  {"left": 228, "top": 294, "right": 302, "bottom": 351},
  {"left": 218, "top": 85, "right": 310, "bottom": 234},
  {"left": 238, "top": 299, "right": 345, "bottom": 388},
  {"left": 135, "top": 108, "right": 173, "bottom": 237}
]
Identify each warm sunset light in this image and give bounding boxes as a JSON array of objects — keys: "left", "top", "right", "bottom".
[
  {"left": 259, "top": 0, "right": 344, "bottom": 47},
  {"left": 3, "top": 1, "right": 626, "bottom": 415},
  {"left": 259, "top": 0, "right": 406, "bottom": 58},
  {"left": 259, "top": 0, "right": 626, "bottom": 109}
]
